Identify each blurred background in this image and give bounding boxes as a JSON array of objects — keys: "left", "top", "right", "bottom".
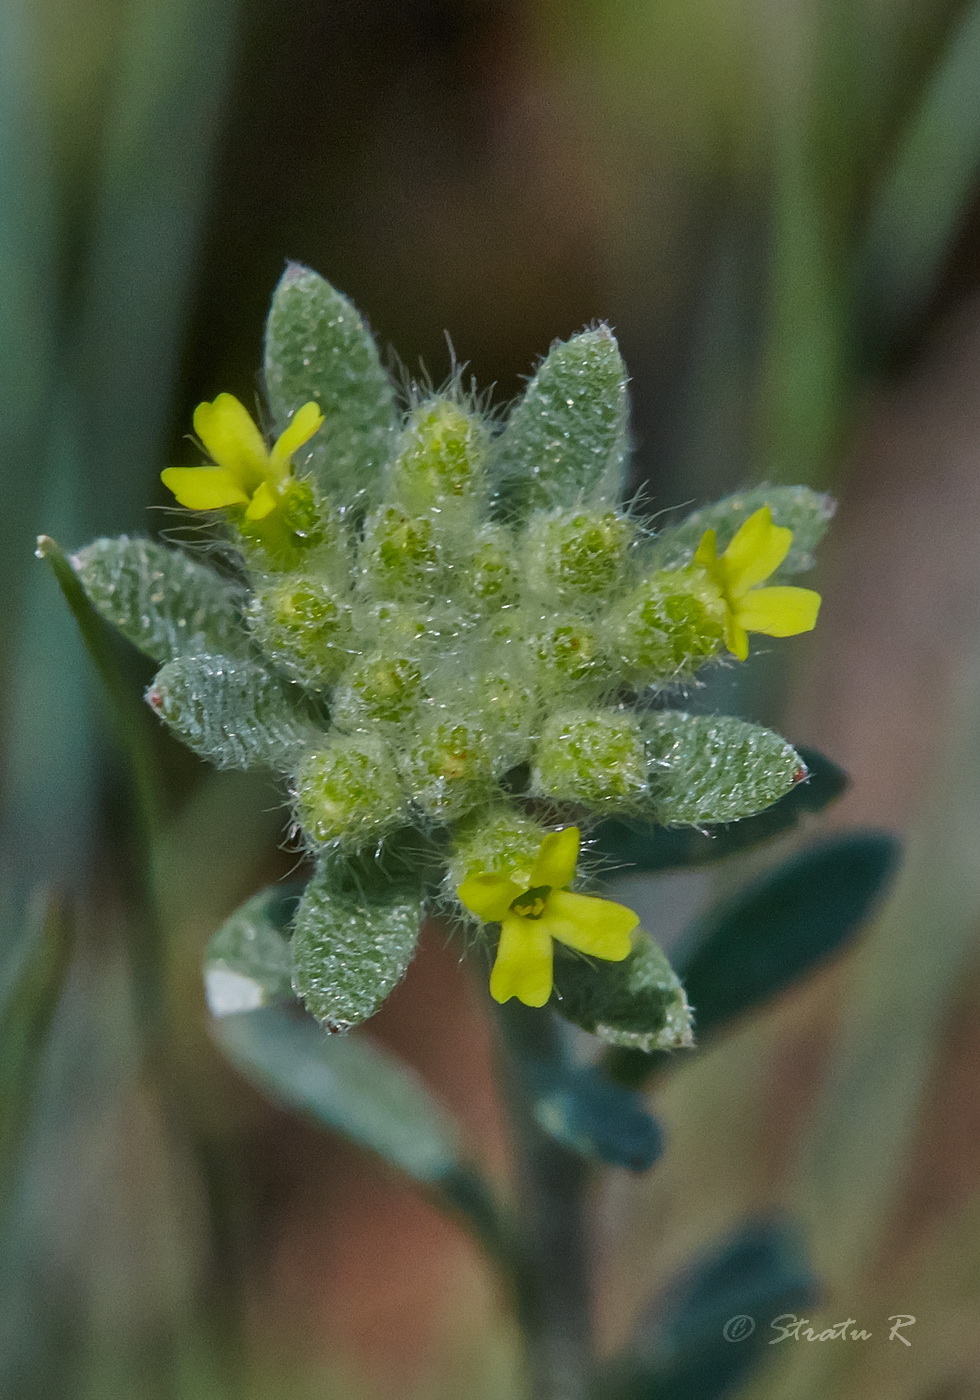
[{"left": 5, "top": 0, "right": 980, "bottom": 1396}]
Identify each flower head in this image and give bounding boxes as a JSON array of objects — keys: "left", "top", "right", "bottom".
[
  {"left": 694, "top": 506, "right": 821, "bottom": 661},
  {"left": 456, "top": 826, "right": 638, "bottom": 1007},
  {"left": 161, "top": 394, "right": 323, "bottom": 521}
]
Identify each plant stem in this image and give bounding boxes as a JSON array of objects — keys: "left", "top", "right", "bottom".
[{"left": 496, "top": 1001, "right": 595, "bottom": 1400}]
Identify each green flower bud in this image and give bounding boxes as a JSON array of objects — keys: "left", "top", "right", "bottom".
[
  {"left": 401, "top": 711, "right": 497, "bottom": 823},
  {"left": 527, "top": 615, "right": 608, "bottom": 692},
  {"left": 531, "top": 709, "right": 647, "bottom": 809},
  {"left": 475, "top": 668, "right": 537, "bottom": 768},
  {"left": 386, "top": 397, "right": 488, "bottom": 513},
  {"left": 613, "top": 566, "right": 725, "bottom": 684},
  {"left": 361, "top": 505, "right": 442, "bottom": 599},
  {"left": 464, "top": 526, "right": 520, "bottom": 611},
  {"left": 295, "top": 735, "right": 407, "bottom": 846},
  {"left": 237, "top": 478, "right": 346, "bottom": 573},
  {"left": 248, "top": 579, "right": 353, "bottom": 689},
  {"left": 362, "top": 598, "right": 430, "bottom": 647},
  {"left": 447, "top": 807, "right": 549, "bottom": 893},
  {"left": 524, "top": 508, "right": 635, "bottom": 603},
  {"left": 332, "top": 652, "right": 425, "bottom": 727}
]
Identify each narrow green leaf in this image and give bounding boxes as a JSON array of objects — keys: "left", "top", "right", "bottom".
[
  {"left": 649, "top": 484, "right": 834, "bottom": 574},
  {"left": 493, "top": 326, "right": 629, "bottom": 514},
  {"left": 72, "top": 535, "right": 247, "bottom": 664},
  {"left": 264, "top": 263, "right": 397, "bottom": 507},
  {"left": 0, "top": 894, "right": 73, "bottom": 1195},
  {"left": 860, "top": 0, "right": 980, "bottom": 352},
  {"left": 551, "top": 931, "right": 693, "bottom": 1053},
  {"left": 147, "top": 652, "right": 318, "bottom": 771},
  {"left": 642, "top": 711, "right": 804, "bottom": 827},
  {"left": 591, "top": 746, "right": 847, "bottom": 873},
  {"left": 213, "top": 1004, "right": 460, "bottom": 1184},
  {"left": 678, "top": 833, "right": 900, "bottom": 1040},
  {"left": 291, "top": 860, "right": 422, "bottom": 1030},
  {"left": 203, "top": 883, "right": 303, "bottom": 1016}
]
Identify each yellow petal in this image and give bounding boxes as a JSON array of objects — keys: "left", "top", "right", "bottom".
[
  {"left": 489, "top": 916, "right": 554, "bottom": 1006},
  {"left": 693, "top": 528, "right": 718, "bottom": 569},
  {"left": 735, "top": 586, "right": 821, "bottom": 638},
  {"left": 457, "top": 872, "right": 524, "bottom": 923},
  {"left": 160, "top": 466, "right": 250, "bottom": 511},
  {"left": 270, "top": 401, "right": 324, "bottom": 473},
  {"left": 193, "top": 394, "right": 269, "bottom": 489},
  {"left": 245, "top": 479, "right": 279, "bottom": 520},
  {"left": 721, "top": 507, "right": 792, "bottom": 596},
  {"left": 542, "top": 890, "right": 637, "bottom": 961},
  {"left": 530, "top": 826, "right": 580, "bottom": 891},
  {"left": 724, "top": 613, "right": 750, "bottom": 661}
]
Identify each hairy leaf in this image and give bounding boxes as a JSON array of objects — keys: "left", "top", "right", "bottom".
[
  {"left": 147, "top": 653, "right": 317, "bottom": 770},
  {"left": 203, "top": 883, "right": 303, "bottom": 1016},
  {"left": 73, "top": 535, "right": 246, "bottom": 663},
  {"left": 551, "top": 931, "right": 693, "bottom": 1053},
  {"left": 264, "top": 263, "right": 396, "bottom": 506},
  {"left": 643, "top": 711, "right": 804, "bottom": 826},
  {"left": 494, "top": 326, "right": 629, "bottom": 514},
  {"left": 291, "top": 859, "right": 422, "bottom": 1030},
  {"left": 591, "top": 746, "right": 846, "bottom": 872}
]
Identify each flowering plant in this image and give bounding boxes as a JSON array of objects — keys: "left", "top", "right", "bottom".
[
  {"left": 39, "top": 266, "right": 897, "bottom": 1400},
  {"left": 70, "top": 265, "right": 830, "bottom": 1042}
]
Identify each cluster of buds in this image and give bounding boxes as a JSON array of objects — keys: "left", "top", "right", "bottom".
[{"left": 73, "top": 266, "right": 831, "bottom": 1034}]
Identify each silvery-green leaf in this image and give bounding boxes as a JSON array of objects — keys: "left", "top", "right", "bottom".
[
  {"left": 291, "top": 859, "right": 422, "bottom": 1030},
  {"left": 264, "top": 263, "right": 396, "bottom": 507},
  {"left": 214, "top": 1005, "right": 461, "bottom": 1184},
  {"left": 494, "top": 326, "right": 629, "bottom": 514},
  {"left": 72, "top": 535, "right": 247, "bottom": 663},
  {"left": 551, "top": 931, "right": 693, "bottom": 1053},
  {"left": 203, "top": 884, "right": 302, "bottom": 1016},
  {"left": 147, "top": 653, "right": 317, "bottom": 770},
  {"left": 643, "top": 711, "right": 803, "bottom": 826}
]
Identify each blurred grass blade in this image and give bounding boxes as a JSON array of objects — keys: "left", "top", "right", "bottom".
[
  {"left": 72, "top": 0, "right": 241, "bottom": 537},
  {"left": 757, "top": 113, "right": 849, "bottom": 486},
  {"left": 592, "top": 746, "right": 847, "bottom": 874},
  {"left": 677, "top": 832, "right": 899, "bottom": 1040},
  {"left": 860, "top": 0, "right": 980, "bottom": 352},
  {"left": 3, "top": 0, "right": 240, "bottom": 899},
  {"left": 792, "top": 653, "right": 980, "bottom": 1302},
  {"left": 0, "top": 894, "right": 73, "bottom": 1203}
]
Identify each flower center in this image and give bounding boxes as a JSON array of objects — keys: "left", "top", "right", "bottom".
[{"left": 510, "top": 885, "right": 551, "bottom": 920}]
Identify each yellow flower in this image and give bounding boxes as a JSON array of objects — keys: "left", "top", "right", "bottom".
[
  {"left": 161, "top": 394, "right": 324, "bottom": 521},
  {"left": 457, "top": 826, "right": 638, "bottom": 1008},
  {"left": 694, "top": 506, "right": 821, "bottom": 661}
]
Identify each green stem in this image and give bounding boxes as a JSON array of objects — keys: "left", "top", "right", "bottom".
[{"left": 496, "top": 1002, "right": 594, "bottom": 1400}]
